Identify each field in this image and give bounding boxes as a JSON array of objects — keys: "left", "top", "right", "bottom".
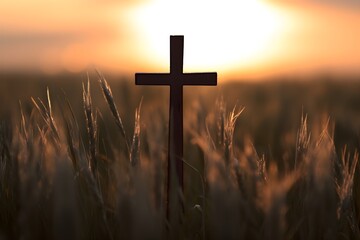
[{"left": 1, "top": 71, "right": 360, "bottom": 239}]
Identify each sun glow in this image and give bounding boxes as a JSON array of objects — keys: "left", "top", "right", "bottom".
[
  {"left": 129, "top": 0, "right": 289, "bottom": 76},
  {"left": 2, "top": 0, "right": 360, "bottom": 78}
]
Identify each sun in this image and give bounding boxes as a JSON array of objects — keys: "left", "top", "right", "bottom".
[{"left": 128, "top": 0, "right": 288, "bottom": 77}]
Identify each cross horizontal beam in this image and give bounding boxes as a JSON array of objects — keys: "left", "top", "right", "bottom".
[{"left": 135, "top": 72, "right": 217, "bottom": 86}]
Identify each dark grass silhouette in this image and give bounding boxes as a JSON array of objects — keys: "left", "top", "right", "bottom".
[{"left": 0, "top": 72, "right": 360, "bottom": 239}]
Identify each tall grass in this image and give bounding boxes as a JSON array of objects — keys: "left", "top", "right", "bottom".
[{"left": 0, "top": 73, "right": 360, "bottom": 239}]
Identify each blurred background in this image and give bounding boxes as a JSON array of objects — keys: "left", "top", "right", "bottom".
[{"left": 1, "top": 0, "right": 359, "bottom": 79}]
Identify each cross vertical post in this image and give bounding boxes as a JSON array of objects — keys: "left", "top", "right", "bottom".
[
  {"left": 135, "top": 35, "right": 217, "bottom": 222},
  {"left": 169, "top": 36, "right": 184, "bottom": 192}
]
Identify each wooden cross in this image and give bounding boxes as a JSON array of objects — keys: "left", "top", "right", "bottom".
[{"left": 135, "top": 35, "right": 217, "bottom": 216}]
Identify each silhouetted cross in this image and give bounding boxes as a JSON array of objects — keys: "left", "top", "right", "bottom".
[{"left": 135, "top": 35, "right": 217, "bottom": 208}]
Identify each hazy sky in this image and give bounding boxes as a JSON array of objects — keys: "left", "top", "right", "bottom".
[{"left": 0, "top": 0, "right": 359, "bottom": 80}]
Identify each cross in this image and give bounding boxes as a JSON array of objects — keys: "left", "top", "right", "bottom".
[{"left": 135, "top": 35, "right": 217, "bottom": 218}]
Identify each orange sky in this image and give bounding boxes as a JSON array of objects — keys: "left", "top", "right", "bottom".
[{"left": 0, "top": 0, "right": 360, "bottom": 80}]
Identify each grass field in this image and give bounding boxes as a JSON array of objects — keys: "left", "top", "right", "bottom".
[{"left": 1, "top": 71, "right": 360, "bottom": 239}]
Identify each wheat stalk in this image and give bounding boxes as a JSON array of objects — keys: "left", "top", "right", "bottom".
[{"left": 95, "top": 69, "right": 130, "bottom": 155}]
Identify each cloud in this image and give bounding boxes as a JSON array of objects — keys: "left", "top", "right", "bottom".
[
  {"left": 289, "top": 0, "right": 360, "bottom": 9},
  {"left": 315, "top": 0, "right": 360, "bottom": 8}
]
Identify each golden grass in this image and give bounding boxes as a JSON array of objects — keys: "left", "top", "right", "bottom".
[{"left": 0, "top": 72, "right": 360, "bottom": 239}]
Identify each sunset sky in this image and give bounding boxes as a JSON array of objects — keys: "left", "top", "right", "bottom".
[{"left": 1, "top": 0, "right": 360, "bottom": 80}]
